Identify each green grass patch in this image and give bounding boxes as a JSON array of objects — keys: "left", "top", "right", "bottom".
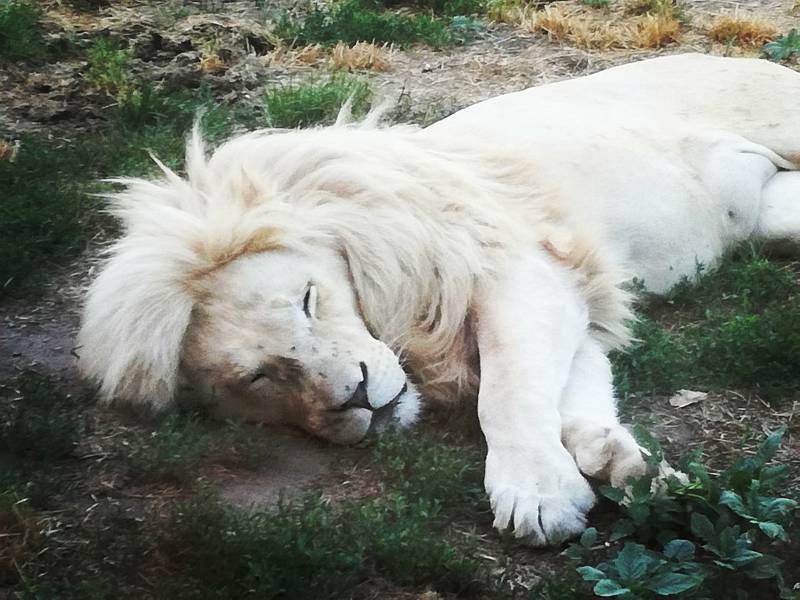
[
  {"left": 159, "top": 491, "right": 479, "bottom": 598},
  {"left": 613, "top": 251, "right": 800, "bottom": 398},
  {"left": 148, "top": 433, "right": 486, "bottom": 598},
  {"left": 275, "top": 0, "right": 468, "bottom": 47},
  {"left": 85, "top": 38, "right": 131, "bottom": 99},
  {"left": 0, "top": 1, "right": 43, "bottom": 60},
  {"left": 565, "top": 429, "right": 797, "bottom": 599},
  {"left": 126, "top": 413, "right": 265, "bottom": 484},
  {"left": 264, "top": 75, "right": 372, "bottom": 128},
  {"left": 0, "top": 84, "right": 254, "bottom": 295},
  {"left": 0, "top": 138, "right": 102, "bottom": 295}
]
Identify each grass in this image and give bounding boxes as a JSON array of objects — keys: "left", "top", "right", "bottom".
[
  {"left": 0, "top": 373, "right": 80, "bottom": 460},
  {"left": 85, "top": 38, "right": 132, "bottom": 99},
  {"left": 264, "top": 75, "right": 372, "bottom": 128},
  {"left": 706, "top": 15, "right": 777, "bottom": 47},
  {"left": 275, "top": 0, "right": 465, "bottom": 47},
  {"left": 0, "top": 87, "right": 236, "bottom": 295},
  {"left": 399, "top": 0, "right": 487, "bottom": 16},
  {"left": 512, "top": 3, "right": 681, "bottom": 49},
  {"left": 11, "top": 432, "right": 489, "bottom": 598},
  {"left": 582, "top": 0, "right": 610, "bottom": 8},
  {"left": 154, "top": 432, "right": 485, "bottom": 599},
  {"left": 612, "top": 249, "right": 800, "bottom": 399},
  {"left": 1, "top": 64, "right": 373, "bottom": 296},
  {"left": 0, "top": 138, "right": 100, "bottom": 295},
  {"left": 0, "top": 489, "right": 39, "bottom": 586},
  {"left": 330, "top": 41, "right": 391, "bottom": 71},
  {"left": 126, "top": 413, "right": 265, "bottom": 484},
  {"left": 0, "top": 1, "right": 43, "bottom": 60}
]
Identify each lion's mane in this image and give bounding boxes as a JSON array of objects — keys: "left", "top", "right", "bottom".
[{"left": 78, "top": 119, "right": 633, "bottom": 409}]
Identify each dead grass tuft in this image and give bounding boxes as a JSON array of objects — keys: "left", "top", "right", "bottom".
[
  {"left": 199, "top": 53, "right": 226, "bottom": 73},
  {"left": 518, "top": 4, "right": 680, "bottom": 49},
  {"left": 264, "top": 44, "right": 324, "bottom": 67},
  {"left": 0, "top": 140, "right": 19, "bottom": 162},
  {"left": 632, "top": 13, "right": 681, "bottom": 47},
  {"left": 520, "top": 5, "right": 623, "bottom": 48},
  {"left": 330, "top": 41, "right": 391, "bottom": 71},
  {"left": 706, "top": 15, "right": 778, "bottom": 47}
]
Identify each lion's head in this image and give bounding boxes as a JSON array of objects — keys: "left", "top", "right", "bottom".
[
  {"left": 179, "top": 248, "right": 418, "bottom": 444},
  {"left": 77, "top": 124, "right": 457, "bottom": 446},
  {"left": 78, "top": 120, "right": 627, "bottom": 446}
]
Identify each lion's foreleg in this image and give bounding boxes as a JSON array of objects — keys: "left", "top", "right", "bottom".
[
  {"left": 559, "top": 338, "right": 646, "bottom": 487},
  {"left": 475, "top": 251, "right": 595, "bottom": 546}
]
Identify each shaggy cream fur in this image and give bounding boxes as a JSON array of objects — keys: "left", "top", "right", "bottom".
[{"left": 78, "top": 53, "right": 800, "bottom": 546}]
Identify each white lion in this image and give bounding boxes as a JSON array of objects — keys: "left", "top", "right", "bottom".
[{"left": 78, "top": 54, "right": 800, "bottom": 546}]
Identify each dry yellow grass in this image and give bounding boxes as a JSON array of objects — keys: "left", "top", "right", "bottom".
[
  {"left": 633, "top": 13, "right": 681, "bottom": 47},
  {"left": 330, "top": 42, "right": 391, "bottom": 72},
  {"left": 623, "top": 0, "right": 680, "bottom": 18},
  {"left": 517, "top": 4, "right": 680, "bottom": 49},
  {"left": 0, "top": 140, "right": 19, "bottom": 162},
  {"left": 518, "top": 5, "right": 623, "bottom": 49},
  {"left": 199, "top": 53, "right": 226, "bottom": 74},
  {"left": 706, "top": 15, "right": 777, "bottom": 46},
  {"left": 264, "top": 45, "right": 324, "bottom": 67}
]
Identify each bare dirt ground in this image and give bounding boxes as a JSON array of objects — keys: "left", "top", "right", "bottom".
[{"left": 2, "top": 0, "right": 799, "bottom": 597}]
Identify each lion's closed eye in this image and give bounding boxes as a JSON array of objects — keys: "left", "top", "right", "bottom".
[
  {"left": 247, "top": 357, "right": 305, "bottom": 388},
  {"left": 250, "top": 372, "right": 269, "bottom": 384}
]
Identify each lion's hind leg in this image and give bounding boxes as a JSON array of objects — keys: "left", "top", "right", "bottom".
[
  {"left": 755, "top": 171, "right": 800, "bottom": 253},
  {"left": 559, "top": 338, "right": 646, "bottom": 487}
]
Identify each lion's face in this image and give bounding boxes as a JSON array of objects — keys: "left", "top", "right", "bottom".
[{"left": 180, "top": 249, "right": 419, "bottom": 444}]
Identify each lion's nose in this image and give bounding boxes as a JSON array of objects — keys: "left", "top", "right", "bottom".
[{"left": 341, "top": 362, "right": 371, "bottom": 411}]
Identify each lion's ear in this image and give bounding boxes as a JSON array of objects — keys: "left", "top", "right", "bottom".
[
  {"left": 234, "top": 168, "right": 272, "bottom": 208},
  {"left": 77, "top": 247, "right": 195, "bottom": 412}
]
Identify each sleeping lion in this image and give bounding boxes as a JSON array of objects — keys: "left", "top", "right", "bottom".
[{"left": 78, "top": 54, "right": 800, "bottom": 546}]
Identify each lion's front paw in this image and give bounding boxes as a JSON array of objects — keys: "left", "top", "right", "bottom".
[
  {"left": 562, "top": 419, "right": 647, "bottom": 487},
  {"left": 485, "top": 445, "right": 595, "bottom": 546}
]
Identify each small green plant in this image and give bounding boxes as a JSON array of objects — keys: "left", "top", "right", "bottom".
[
  {"left": 85, "top": 38, "right": 132, "bottom": 98},
  {"left": 276, "top": 0, "right": 455, "bottom": 47},
  {"left": 0, "top": 1, "right": 43, "bottom": 60},
  {"left": 263, "top": 75, "right": 372, "bottom": 128},
  {"left": 565, "top": 429, "right": 797, "bottom": 599},
  {"left": 763, "top": 29, "right": 800, "bottom": 62},
  {"left": 583, "top": 0, "right": 610, "bottom": 8}
]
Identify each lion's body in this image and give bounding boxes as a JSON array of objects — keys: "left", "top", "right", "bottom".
[
  {"left": 428, "top": 53, "right": 800, "bottom": 292},
  {"left": 78, "top": 54, "right": 800, "bottom": 545}
]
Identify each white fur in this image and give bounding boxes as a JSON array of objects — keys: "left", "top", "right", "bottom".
[{"left": 78, "top": 54, "right": 800, "bottom": 545}]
